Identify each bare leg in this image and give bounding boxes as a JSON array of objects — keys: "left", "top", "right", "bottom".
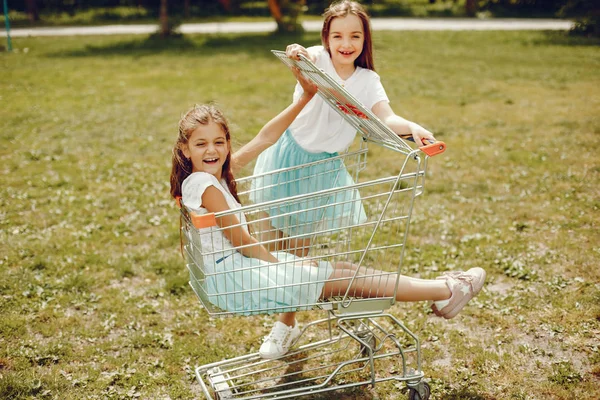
[
  {"left": 278, "top": 312, "right": 296, "bottom": 327},
  {"left": 321, "top": 261, "right": 451, "bottom": 302},
  {"left": 253, "top": 212, "right": 312, "bottom": 257},
  {"left": 253, "top": 211, "right": 286, "bottom": 252},
  {"left": 252, "top": 213, "right": 308, "bottom": 332},
  {"left": 286, "top": 236, "right": 311, "bottom": 257}
]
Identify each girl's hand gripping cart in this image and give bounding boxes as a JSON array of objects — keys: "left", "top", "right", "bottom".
[{"left": 177, "top": 51, "right": 446, "bottom": 400}]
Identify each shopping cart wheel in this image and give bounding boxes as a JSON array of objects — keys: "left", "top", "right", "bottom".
[
  {"left": 357, "top": 331, "right": 377, "bottom": 357},
  {"left": 407, "top": 381, "right": 430, "bottom": 400}
]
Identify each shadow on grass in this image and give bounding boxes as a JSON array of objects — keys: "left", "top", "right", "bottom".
[
  {"left": 48, "top": 31, "right": 321, "bottom": 58},
  {"left": 443, "top": 387, "right": 488, "bottom": 400},
  {"left": 46, "top": 28, "right": 599, "bottom": 60},
  {"left": 256, "top": 350, "right": 375, "bottom": 400},
  {"left": 536, "top": 30, "right": 600, "bottom": 47}
]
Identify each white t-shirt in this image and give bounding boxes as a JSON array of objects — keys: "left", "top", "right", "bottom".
[
  {"left": 181, "top": 172, "right": 247, "bottom": 264},
  {"left": 289, "top": 45, "right": 389, "bottom": 153}
]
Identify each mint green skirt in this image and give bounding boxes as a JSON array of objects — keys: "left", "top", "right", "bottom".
[
  {"left": 251, "top": 130, "right": 367, "bottom": 238},
  {"left": 205, "top": 251, "right": 334, "bottom": 315}
]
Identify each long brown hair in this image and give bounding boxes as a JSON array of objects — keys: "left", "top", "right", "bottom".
[
  {"left": 170, "top": 104, "right": 241, "bottom": 204},
  {"left": 321, "top": 0, "right": 375, "bottom": 71}
]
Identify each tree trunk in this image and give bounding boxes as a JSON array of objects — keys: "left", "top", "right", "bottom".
[
  {"left": 466, "top": 0, "right": 477, "bottom": 17},
  {"left": 268, "top": 0, "right": 283, "bottom": 25},
  {"left": 268, "top": 0, "right": 305, "bottom": 34},
  {"left": 184, "top": 0, "right": 190, "bottom": 19},
  {"left": 160, "top": 0, "right": 169, "bottom": 38},
  {"left": 25, "top": 0, "right": 40, "bottom": 22},
  {"left": 218, "top": 0, "right": 232, "bottom": 12}
]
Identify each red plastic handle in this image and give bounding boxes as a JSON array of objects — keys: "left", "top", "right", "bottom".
[
  {"left": 400, "top": 135, "right": 446, "bottom": 156},
  {"left": 420, "top": 139, "right": 446, "bottom": 156}
]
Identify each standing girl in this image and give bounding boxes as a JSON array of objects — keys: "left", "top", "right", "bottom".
[{"left": 252, "top": 0, "right": 437, "bottom": 257}]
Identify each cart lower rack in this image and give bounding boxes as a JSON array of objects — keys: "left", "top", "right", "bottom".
[{"left": 196, "top": 315, "right": 430, "bottom": 400}]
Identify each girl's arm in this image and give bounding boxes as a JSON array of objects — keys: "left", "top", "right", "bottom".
[
  {"left": 232, "top": 68, "right": 318, "bottom": 172},
  {"left": 201, "top": 186, "right": 279, "bottom": 263},
  {"left": 372, "top": 101, "right": 436, "bottom": 147}
]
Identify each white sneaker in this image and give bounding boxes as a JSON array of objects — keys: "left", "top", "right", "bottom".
[
  {"left": 431, "top": 267, "right": 486, "bottom": 319},
  {"left": 258, "top": 320, "right": 301, "bottom": 359}
]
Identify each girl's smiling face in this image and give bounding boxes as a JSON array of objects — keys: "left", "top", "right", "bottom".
[
  {"left": 182, "top": 120, "right": 230, "bottom": 179},
  {"left": 327, "top": 14, "right": 364, "bottom": 71}
]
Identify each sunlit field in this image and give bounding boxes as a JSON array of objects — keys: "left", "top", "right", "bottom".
[{"left": 1, "top": 30, "right": 599, "bottom": 399}]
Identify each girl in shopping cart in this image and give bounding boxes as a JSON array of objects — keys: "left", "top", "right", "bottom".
[
  {"left": 171, "top": 66, "right": 323, "bottom": 357},
  {"left": 170, "top": 79, "right": 486, "bottom": 361},
  {"left": 252, "top": 0, "right": 436, "bottom": 258}
]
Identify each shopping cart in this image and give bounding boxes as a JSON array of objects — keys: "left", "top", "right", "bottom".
[{"left": 177, "top": 51, "right": 446, "bottom": 400}]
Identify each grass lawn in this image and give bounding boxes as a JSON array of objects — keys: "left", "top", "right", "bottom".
[{"left": 1, "top": 29, "right": 599, "bottom": 399}]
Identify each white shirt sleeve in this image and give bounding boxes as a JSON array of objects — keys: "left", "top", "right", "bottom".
[
  {"left": 365, "top": 73, "right": 389, "bottom": 110},
  {"left": 181, "top": 172, "right": 221, "bottom": 211},
  {"left": 307, "top": 45, "right": 325, "bottom": 63}
]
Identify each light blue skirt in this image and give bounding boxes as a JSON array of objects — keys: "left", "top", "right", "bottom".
[
  {"left": 205, "top": 251, "right": 334, "bottom": 315},
  {"left": 251, "top": 130, "right": 367, "bottom": 238}
]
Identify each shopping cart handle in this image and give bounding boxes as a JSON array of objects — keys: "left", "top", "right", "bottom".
[{"left": 401, "top": 135, "right": 446, "bottom": 156}]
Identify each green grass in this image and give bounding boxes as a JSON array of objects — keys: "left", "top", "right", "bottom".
[{"left": 1, "top": 30, "right": 599, "bottom": 399}]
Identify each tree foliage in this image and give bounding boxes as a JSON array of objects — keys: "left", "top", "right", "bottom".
[
  {"left": 473, "top": 0, "right": 598, "bottom": 35},
  {"left": 7, "top": 0, "right": 600, "bottom": 37},
  {"left": 559, "top": 0, "right": 600, "bottom": 36}
]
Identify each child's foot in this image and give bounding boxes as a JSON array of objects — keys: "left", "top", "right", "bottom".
[
  {"left": 258, "top": 320, "right": 301, "bottom": 359},
  {"left": 431, "top": 268, "right": 486, "bottom": 319}
]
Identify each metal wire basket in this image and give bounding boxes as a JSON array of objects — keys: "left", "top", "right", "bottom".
[{"left": 177, "top": 50, "right": 445, "bottom": 400}]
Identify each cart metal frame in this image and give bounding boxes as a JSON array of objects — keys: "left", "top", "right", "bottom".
[{"left": 177, "top": 51, "right": 445, "bottom": 400}]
